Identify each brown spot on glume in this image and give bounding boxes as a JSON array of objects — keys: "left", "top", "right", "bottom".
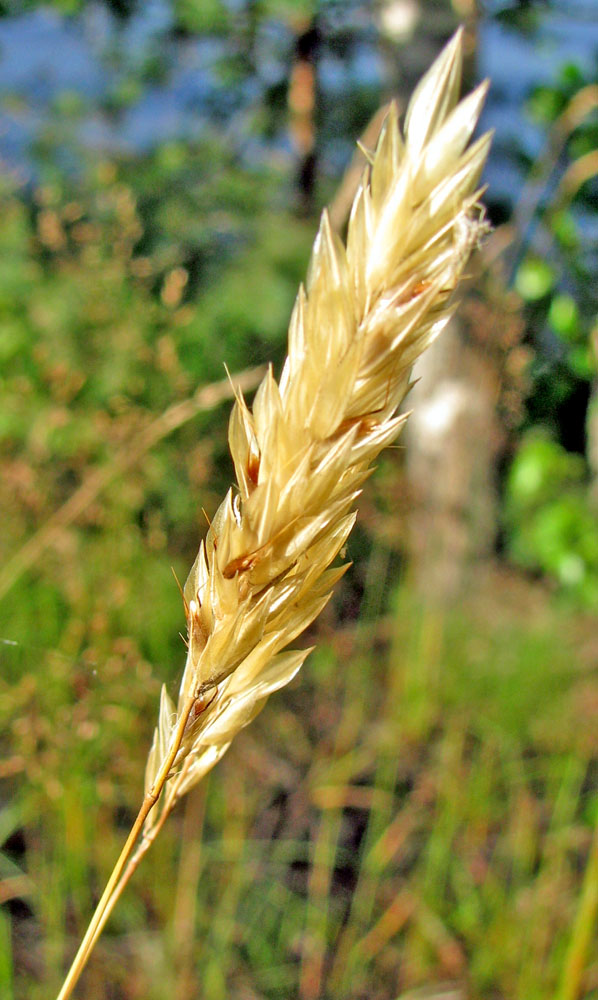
[
  {"left": 247, "top": 452, "right": 260, "bottom": 487},
  {"left": 222, "top": 551, "right": 259, "bottom": 579},
  {"left": 335, "top": 414, "right": 382, "bottom": 439}
]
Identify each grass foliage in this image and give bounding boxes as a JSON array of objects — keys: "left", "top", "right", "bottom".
[
  {"left": 1, "top": 27, "right": 597, "bottom": 1000},
  {"left": 3, "top": 574, "right": 598, "bottom": 998}
]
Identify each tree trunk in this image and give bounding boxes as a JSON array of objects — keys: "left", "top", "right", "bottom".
[{"left": 404, "top": 257, "right": 527, "bottom": 601}]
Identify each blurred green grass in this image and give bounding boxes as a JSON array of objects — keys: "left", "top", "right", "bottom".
[
  {"left": 1, "top": 132, "right": 598, "bottom": 1000},
  {"left": 3, "top": 560, "right": 598, "bottom": 999}
]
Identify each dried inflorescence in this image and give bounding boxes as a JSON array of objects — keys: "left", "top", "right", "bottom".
[{"left": 144, "top": 29, "right": 491, "bottom": 829}]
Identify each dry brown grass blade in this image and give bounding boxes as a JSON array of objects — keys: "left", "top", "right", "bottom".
[{"left": 0, "top": 365, "right": 265, "bottom": 604}]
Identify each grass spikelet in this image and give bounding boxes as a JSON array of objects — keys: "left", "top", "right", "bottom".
[{"left": 55, "top": 29, "right": 491, "bottom": 999}]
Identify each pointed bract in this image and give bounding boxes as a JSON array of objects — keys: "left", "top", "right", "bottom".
[{"left": 144, "top": 30, "right": 491, "bottom": 831}]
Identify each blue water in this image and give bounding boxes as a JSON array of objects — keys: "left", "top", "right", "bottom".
[
  {"left": 0, "top": 1, "right": 596, "bottom": 205},
  {"left": 479, "top": 1, "right": 598, "bottom": 203},
  {"left": 0, "top": 4, "right": 239, "bottom": 169}
]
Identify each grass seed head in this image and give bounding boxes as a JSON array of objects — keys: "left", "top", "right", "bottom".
[{"left": 144, "top": 28, "right": 491, "bottom": 826}]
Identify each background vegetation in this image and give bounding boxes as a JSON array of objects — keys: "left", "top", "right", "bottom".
[{"left": 1, "top": 1, "right": 598, "bottom": 998}]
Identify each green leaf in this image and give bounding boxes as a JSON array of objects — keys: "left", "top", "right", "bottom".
[
  {"left": 515, "top": 257, "right": 555, "bottom": 301},
  {"left": 174, "top": 0, "right": 230, "bottom": 33},
  {"left": 506, "top": 433, "right": 585, "bottom": 510},
  {"left": 551, "top": 209, "right": 579, "bottom": 250},
  {"left": 527, "top": 85, "right": 563, "bottom": 125},
  {"left": 549, "top": 293, "right": 581, "bottom": 342},
  {"left": 569, "top": 344, "right": 595, "bottom": 379}
]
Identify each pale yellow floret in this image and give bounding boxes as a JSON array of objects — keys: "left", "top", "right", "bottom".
[{"left": 143, "top": 27, "right": 492, "bottom": 831}]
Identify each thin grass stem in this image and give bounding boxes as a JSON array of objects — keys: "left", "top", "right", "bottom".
[
  {"left": 55, "top": 693, "right": 197, "bottom": 1000},
  {"left": 556, "top": 819, "right": 598, "bottom": 1000}
]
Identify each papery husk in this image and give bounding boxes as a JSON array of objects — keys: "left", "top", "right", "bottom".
[{"left": 143, "top": 28, "right": 491, "bottom": 830}]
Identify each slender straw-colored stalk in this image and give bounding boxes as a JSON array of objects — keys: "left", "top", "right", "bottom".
[
  {"left": 55, "top": 29, "right": 490, "bottom": 999},
  {"left": 556, "top": 820, "right": 598, "bottom": 1000},
  {"left": 55, "top": 693, "right": 197, "bottom": 1000}
]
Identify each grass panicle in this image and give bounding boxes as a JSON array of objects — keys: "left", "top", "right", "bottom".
[
  {"left": 55, "top": 29, "right": 490, "bottom": 1000},
  {"left": 146, "top": 29, "right": 490, "bottom": 823}
]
